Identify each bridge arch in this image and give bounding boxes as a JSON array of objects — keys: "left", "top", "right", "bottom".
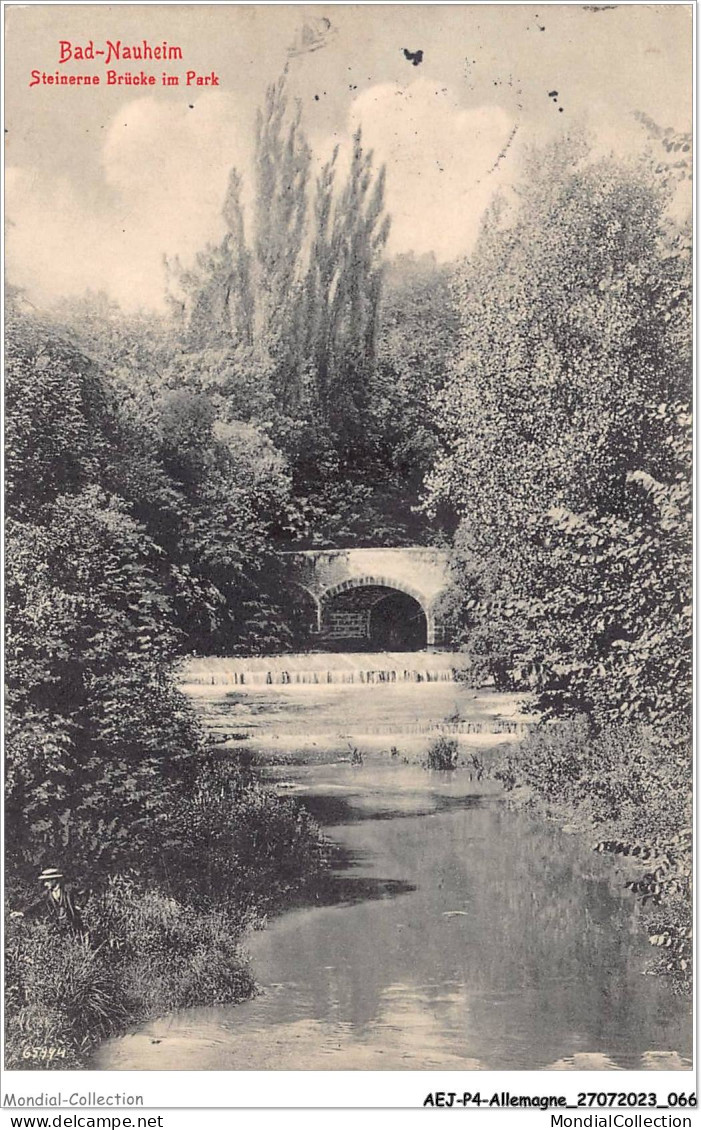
[
  {"left": 319, "top": 576, "right": 436, "bottom": 649},
  {"left": 279, "top": 547, "right": 450, "bottom": 650}
]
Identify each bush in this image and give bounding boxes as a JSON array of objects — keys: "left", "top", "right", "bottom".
[
  {"left": 163, "top": 755, "right": 328, "bottom": 915},
  {"left": 452, "top": 654, "right": 493, "bottom": 689},
  {"left": 426, "top": 736, "right": 459, "bottom": 770},
  {"left": 493, "top": 717, "right": 690, "bottom": 835},
  {"left": 5, "top": 876, "right": 256, "bottom": 1070},
  {"left": 5, "top": 918, "right": 129, "bottom": 1069}
]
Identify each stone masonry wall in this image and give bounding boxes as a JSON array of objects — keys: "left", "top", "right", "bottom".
[{"left": 324, "top": 610, "right": 370, "bottom": 640}]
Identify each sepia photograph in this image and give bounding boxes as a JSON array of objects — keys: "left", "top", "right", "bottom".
[{"left": 3, "top": 0, "right": 693, "bottom": 1085}]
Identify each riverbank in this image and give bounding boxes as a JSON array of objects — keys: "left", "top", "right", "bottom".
[
  {"left": 5, "top": 674, "right": 527, "bottom": 1072},
  {"left": 489, "top": 717, "right": 692, "bottom": 993},
  {"left": 5, "top": 754, "right": 329, "bottom": 1071},
  {"left": 5, "top": 881, "right": 256, "bottom": 1070},
  {"left": 178, "top": 675, "right": 691, "bottom": 1000},
  {"left": 95, "top": 759, "right": 692, "bottom": 1071},
  {"left": 11, "top": 679, "right": 688, "bottom": 1072}
]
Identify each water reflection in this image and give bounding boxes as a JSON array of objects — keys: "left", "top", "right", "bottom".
[
  {"left": 289, "top": 787, "right": 488, "bottom": 826},
  {"left": 97, "top": 764, "right": 692, "bottom": 1072}
]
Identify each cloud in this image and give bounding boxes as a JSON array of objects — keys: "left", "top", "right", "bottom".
[
  {"left": 6, "top": 80, "right": 517, "bottom": 311},
  {"left": 6, "top": 167, "right": 114, "bottom": 304},
  {"left": 101, "top": 93, "right": 252, "bottom": 228},
  {"left": 346, "top": 79, "right": 515, "bottom": 260},
  {"left": 6, "top": 94, "right": 253, "bottom": 310}
]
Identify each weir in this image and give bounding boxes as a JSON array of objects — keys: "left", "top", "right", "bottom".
[{"left": 179, "top": 650, "right": 464, "bottom": 687}]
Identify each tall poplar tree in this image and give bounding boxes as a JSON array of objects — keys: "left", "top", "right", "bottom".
[
  {"left": 304, "top": 130, "right": 390, "bottom": 445},
  {"left": 172, "top": 76, "right": 389, "bottom": 438}
]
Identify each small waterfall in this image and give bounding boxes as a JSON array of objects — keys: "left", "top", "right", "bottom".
[
  {"left": 179, "top": 652, "right": 467, "bottom": 687},
  {"left": 186, "top": 668, "right": 459, "bottom": 686},
  {"left": 178, "top": 651, "right": 535, "bottom": 745},
  {"left": 333, "top": 719, "right": 532, "bottom": 737}
]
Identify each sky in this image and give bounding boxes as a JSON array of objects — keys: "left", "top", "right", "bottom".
[{"left": 4, "top": 3, "right": 692, "bottom": 311}]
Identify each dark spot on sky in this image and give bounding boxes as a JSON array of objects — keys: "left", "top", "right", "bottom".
[
  {"left": 539, "top": 25, "right": 546, "bottom": 31},
  {"left": 559, "top": 107, "right": 564, "bottom": 112},
  {"left": 548, "top": 90, "right": 559, "bottom": 98},
  {"left": 288, "top": 17, "right": 336, "bottom": 59},
  {"left": 314, "top": 94, "right": 319, "bottom": 101},
  {"left": 402, "top": 48, "right": 423, "bottom": 66},
  {"left": 188, "top": 104, "right": 194, "bottom": 109}
]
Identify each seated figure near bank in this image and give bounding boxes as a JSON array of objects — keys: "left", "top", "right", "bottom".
[{"left": 10, "top": 866, "right": 86, "bottom": 937}]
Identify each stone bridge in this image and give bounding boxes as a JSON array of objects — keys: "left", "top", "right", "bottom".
[{"left": 279, "top": 547, "right": 451, "bottom": 649}]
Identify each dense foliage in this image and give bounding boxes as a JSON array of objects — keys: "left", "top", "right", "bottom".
[
  {"left": 165, "top": 78, "right": 451, "bottom": 547},
  {"left": 426, "top": 138, "right": 692, "bottom": 728},
  {"left": 4, "top": 300, "right": 328, "bottom": 1066}
]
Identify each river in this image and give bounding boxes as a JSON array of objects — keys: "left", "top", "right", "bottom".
[{"left": 96, "top": 658, "right": 692, "bottom": 1071}]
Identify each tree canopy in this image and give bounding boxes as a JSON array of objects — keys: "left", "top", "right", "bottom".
[{"left": 426, "top": 137, "right": 691, "bottom": 726}]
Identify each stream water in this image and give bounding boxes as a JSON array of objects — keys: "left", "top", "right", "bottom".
[{"left": 96, "top": 663, "right": 692, "bottom": 1071}]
